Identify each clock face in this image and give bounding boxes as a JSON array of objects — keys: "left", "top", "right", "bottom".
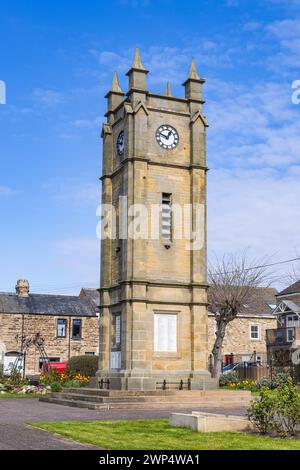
[
  {"left": 116, "top": 131, "right": 125, "bottom": 156},
  {"left": 156, "top": 125, "right": 179, "bottom": 150}
]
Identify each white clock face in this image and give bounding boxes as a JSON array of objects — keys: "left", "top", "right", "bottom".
[
  {"left": 156, "top": 125, "right": 179, "bottom": 150},
  {"left": 116, "top": 131, "right": 124, "bottom": 156}
]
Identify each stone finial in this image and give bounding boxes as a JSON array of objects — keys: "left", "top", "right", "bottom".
[
  {"left": 165, "top": 82, "right": 172, "bottom": 97},
  {"left": 126, "top": 48, "right": 148, "bottom": 99},
  {"left": 105, "top": 71, "right": 125, "bottom": 120},
  {"left": 188, "top": 58, "right": 201, "bottom": 81},
  {"left": 131, "top": 47, "right": 146, "bottom": 71},
  {"left": 183, "top": 57, "right": 205, "bottom": 104},
  {"left": 16, "top": 279, "right": 30, "bottom": 297},
  {"left": 110, "top": 71, "right": 123, "bottom": 94}
]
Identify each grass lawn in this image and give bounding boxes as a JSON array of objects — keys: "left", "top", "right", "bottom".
[
  {"left": 30, "top": 419, "right": 300, "bottom": 450},
  {"left": 0, "top": 393, "right": 47, "bottom": 398}
]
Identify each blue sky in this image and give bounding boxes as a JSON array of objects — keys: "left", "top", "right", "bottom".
[{"left": 0, "top": 0, "right": 300, "bottom": 294}]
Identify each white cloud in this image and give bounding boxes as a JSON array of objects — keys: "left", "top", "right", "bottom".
[
  {"left": 32, "top": 88, "right": 64, "bottom": 106},
  {"left": 208, "top": 166, "right": 300, "bottom": 287},
  {"left": 0, "top": 186, "right": 16, "bottom": 197},
  {"left": 206, "top": 79, "right": 300, "bottom": 169},
  {"left": 42, "top": 178, "right": 100, "bottom": 207},
  {"left": 73, "top": 117, "right": 101, "bottom": 128},
  {"left": 98, "top": 51, "right": 122, "bottom": 65},
  {"left": 51, "top": 237, "right": 100, "bottom": 291}
]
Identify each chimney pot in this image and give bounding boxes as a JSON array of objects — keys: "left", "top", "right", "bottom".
[{"left": 16, "top": 279, "right": 30, "bottom": 297}]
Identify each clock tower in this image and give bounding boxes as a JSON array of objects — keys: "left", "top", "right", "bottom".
[{"left": 97, "top": 49, "right": 216, "bottom": 390}]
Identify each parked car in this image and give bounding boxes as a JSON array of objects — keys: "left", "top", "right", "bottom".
[{"left": 222, "top": 361, "right": 261, "bottom": 374}]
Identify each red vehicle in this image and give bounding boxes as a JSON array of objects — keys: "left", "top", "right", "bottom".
[{"left": 42, "top": 361, "right": 67, "bottom": 375}]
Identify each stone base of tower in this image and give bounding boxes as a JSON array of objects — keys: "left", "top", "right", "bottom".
[{"left": 95, "top": 369, "right": 218, "bottom": 391}]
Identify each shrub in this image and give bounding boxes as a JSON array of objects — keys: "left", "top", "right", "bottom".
[
  {"left": 7, "top": 370, "right": 27, "bottom": 386},
  {"left": 274, "top": 377, "right": 300, "bottom": 436},
  {"left": 256, "top": 377, "right": 275, "bottom": 390},
  {"left": 40, "top": 369, "right": 61, "bottom": 385},
  {"left": 50, "top": 381, "right": 62, "bottom": 392},
  {"left": 247, "top": 378, "right": 300, "bottom": 436},
  {"left": 247, "top": 387, "right": 276, "bottom": 434},
  {"left": 273, "top": 373, "right": 290, "bottom": 387},
  {"left": 63, "top": 379, "right": 89, "bottom": 388},
  {"left": 219, "top": 372, "right": 239, "bottom": 387},
  {"left": 67, "top": 355, "right": 98, "bottom": 377}
]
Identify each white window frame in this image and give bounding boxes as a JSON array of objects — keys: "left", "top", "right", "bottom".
[
  {"left": 287, "top": 328, "right": 295, "bottom": 343},
  {"left": 286, "top": 314, "right": 300, "bottom": 328},
  {"left": 57, "top": 319, "right": 67, "bottom": 338},
  {"left": 249, "top": 324, "right": 260, "bottom": 341},
  {"left": 154, "top": 313, "right": 177, "bottom": 353}
]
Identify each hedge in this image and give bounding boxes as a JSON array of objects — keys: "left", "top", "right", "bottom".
[{"left": 67, "top": 355, "right": 99, "bottom": 377}]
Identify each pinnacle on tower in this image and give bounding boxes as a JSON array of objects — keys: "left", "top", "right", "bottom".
[
  {"left": 165, "top": 82, "right": 172, "bottom": 97},
  {"left": 110, "top": 71, "right": 123, "bottom": 93},
  {"left": 126, "top": 48, "right": 149, "bottom": 100},
  {"left": 105, "top": 71, "right": 125, "bottom": 120},
  {"left": 183, "top": 57, "right": 205, "bottom": 104},
  {"left": 188, "top": 58, "right": 201, "bottom": 81},
  {"left": 131, "top": 47, "right": 147, "bottom": 71}
]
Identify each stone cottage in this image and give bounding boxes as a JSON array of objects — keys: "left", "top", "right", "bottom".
[
  {"left": 208, "top": 287, "right": 278, "bottom": 366},
  {"left": 0, "top": 280, "right": 99, "bottom": 376}
]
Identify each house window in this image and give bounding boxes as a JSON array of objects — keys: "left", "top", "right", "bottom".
[
  {"left": 161, "top": 193, "right": 172, "bottom": 240},
  {"left": 250, "top": 325, "right": 260, "bottom": 340},
  {"left": 154, "top": 313, "right": 177, "bottom": 352},
  {"left": 85, "top": 352, "right": 95, "bottom": 356},
  {"left": 72, "top": 319, "right": 82, "bottom": 339},
  {"left": 287, "top": 328, "right": 295, "bottom": 342},
  {"left": 57, "top": 319, "right": 67, "bottom": 338},
  {"left": 286, "top": 315, "right": 300, "bottom": 328}
]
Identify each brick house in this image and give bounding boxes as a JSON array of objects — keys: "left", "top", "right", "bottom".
[
  {"left": 208, "top": 287, "right": 278, "bottom": 366},
  {"left": 266, "top": 280, "right": 300, "bottom": 363},
  {"left": 0, "top": 280, "right": 99, "bottom": 376}
]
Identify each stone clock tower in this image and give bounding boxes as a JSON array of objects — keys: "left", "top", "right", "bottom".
[{"left": 97, "top": 49, "right": 215, "bottom": 391}]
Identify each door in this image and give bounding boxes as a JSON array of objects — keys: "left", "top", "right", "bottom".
[{"left": 225, "top": 354, "right": 234, "bottom": 365}]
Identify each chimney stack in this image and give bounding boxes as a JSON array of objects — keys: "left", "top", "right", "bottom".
[{"left": 16, "top": 279, "right": 30, "bottom": 297}]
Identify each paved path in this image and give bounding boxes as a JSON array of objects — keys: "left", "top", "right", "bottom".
[{"left": 0, "top": 398, "right": 247, "bottom": 450}]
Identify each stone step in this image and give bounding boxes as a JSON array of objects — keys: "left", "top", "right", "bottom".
[
  {"left": 63, "top": 388, "right": 176, "bottom": 397},
  {"left": 40, "top": 396, "right": 108, "bottom": 410},
  {"left": 40, "top": 396, "right": 251, "bottom": 411},
  {"left": 63, "top": 388, "right": 251, "bottom": 400},
  {"left": 54, "top": 392, "right": 251, "bottom": 404}
]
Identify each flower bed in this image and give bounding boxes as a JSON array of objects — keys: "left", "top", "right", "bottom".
[
  {"left": 40, "top": 369, "right": 90, "bottom": 392},
  {"left": 0, "top": 367, "right": 89, "bottom": 395},
  {"left": 219, "top": 371, "right": 291, "bottom": 392}
]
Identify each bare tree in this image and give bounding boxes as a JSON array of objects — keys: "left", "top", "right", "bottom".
[
  {"left": 208, "top": 251, "right": 272, "bottom": 378},
  {"left": 288, "top": 254, "right": 300, "bottom": 283}
]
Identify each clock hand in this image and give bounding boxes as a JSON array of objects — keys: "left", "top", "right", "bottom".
[{"left": 160, "top": 131, "right": 170, "bottom": 140}]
